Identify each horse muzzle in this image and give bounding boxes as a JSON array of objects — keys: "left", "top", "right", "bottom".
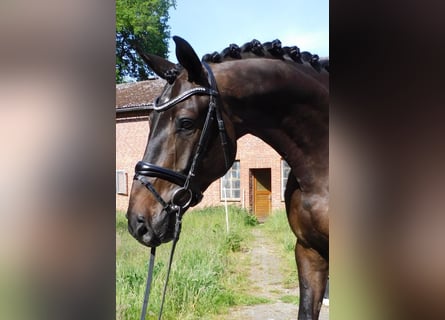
[{"left": 127, "top": 208, "right": 177, "bottom": 247}]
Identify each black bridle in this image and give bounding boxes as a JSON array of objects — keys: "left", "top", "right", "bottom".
[
  {"left": 134, "top": 61, "right": 231, "bottom": 320},
  {"left": 134, "top": 61, "right": 231, "bottom": 213}
]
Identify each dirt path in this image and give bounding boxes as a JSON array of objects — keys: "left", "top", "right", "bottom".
[{"left": 219, "top": 227, "right": 329, "bottom": 320}]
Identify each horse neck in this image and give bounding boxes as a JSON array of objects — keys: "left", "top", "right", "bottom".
[{"left": 214, "top": 59, "right": 329, "bottom": 189}]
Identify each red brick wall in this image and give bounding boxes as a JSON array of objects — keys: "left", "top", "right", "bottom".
[
  {"left": 192, "top": 134, "right": 285, "bottom": 211},
  {"left": 116, "top": 119, "right": 286, "bottom": 213},
  {"left": 116, "top": 116, "right": 149, "bottom": 211}
]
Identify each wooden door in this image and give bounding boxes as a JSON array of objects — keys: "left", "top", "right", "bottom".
[{"left": 251, "top": 169, "right": 271, "bottom": 220}]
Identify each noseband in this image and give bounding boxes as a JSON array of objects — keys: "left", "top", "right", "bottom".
[{"left": 134, "top": 61, "right": 231, "bottom": 213}]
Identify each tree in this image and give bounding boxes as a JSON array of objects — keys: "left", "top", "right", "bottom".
[{"left": 116, "top": 0, "right": 176, "bottom": 83}]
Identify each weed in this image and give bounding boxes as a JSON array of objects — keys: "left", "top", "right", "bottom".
[
  {"left": 243, "top": 213, "right": 260, "bottom": 226},
  {"left": 224, "top": 232, "right": 243, "bottom": 252}
]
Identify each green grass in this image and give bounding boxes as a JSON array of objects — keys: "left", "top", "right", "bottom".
[
  {"left": 260, "top": 210, "right": 299, "bottom": 289},
  {"left": 116, "top": 206, "right": 262, "bottom": 320},
  {"left": 280, "top": 294, "right": 300, "bottom": 305}
]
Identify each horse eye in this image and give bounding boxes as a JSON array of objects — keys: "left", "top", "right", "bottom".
[{"left": 178, "top": 118, "right": 195, "bottom": 130}]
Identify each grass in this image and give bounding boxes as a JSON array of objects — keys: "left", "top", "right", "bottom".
[
  {"left": 116, "top": 206, "right": 263, "bottom": 320},
  {"left": 260, "top": 209, "right": 300, "bottom": 295},
  {"left": 280, "top": 294, "right": 299, "bottom": 304}
]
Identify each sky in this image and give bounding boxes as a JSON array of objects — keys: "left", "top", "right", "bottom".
[{"left": 166, "top": 0, "right": 329, "bottom": 63}]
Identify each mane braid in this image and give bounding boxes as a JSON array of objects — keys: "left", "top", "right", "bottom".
[
  {"left": 202, "top": 38, "right": 329, "bottom": 73},
  {"left": 163, "top": 64, "right": 182, "bottom": 84}
]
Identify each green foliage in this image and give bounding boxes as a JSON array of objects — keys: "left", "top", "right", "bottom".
[
  {"left": 224, "top": 232, "right": 243, "bottom": 252},
  {"left": 116, "top": 0, "right": 176, "bottom": 83},
  {"left": 243, "top": 213, "right": 260, "bottom": 226},
  {"left": 116, "top": 206, "right": 263, "bottom": 319}
]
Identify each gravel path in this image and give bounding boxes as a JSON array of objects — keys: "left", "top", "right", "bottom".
[{"left": 218, "top": 227, "right": 329, "bottom": 320}]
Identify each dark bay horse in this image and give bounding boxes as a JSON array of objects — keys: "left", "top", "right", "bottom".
[{"left": 126, "top": 36, "right": 329, "bottom": 319}]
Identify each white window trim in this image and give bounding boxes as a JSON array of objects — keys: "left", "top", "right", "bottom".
[
  {"left": 281, "top": 160, "right": 291, "bottom": 201},
  {"left": 221, "top": 161, "right": 241, "bottom": 201},
  {"left": 116, "top": 170, "right": 128, "bottom": 195}
]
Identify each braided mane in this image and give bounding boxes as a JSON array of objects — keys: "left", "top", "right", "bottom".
[
  {"left": 202, "top": 39, "right": 329, "bottom": 73},
  {"left": 163, "top": 39, "right": 328, "bottom": 83}
]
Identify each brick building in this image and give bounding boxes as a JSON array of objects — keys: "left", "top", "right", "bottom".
[{"left": 116, "top": 78, "right": 288, "bottom": 219}]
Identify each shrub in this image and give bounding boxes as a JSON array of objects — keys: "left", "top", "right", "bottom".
[
  {"left": 244, "top": 213, "right": 260, "bottom": 226},
  {"left": 224, "top": 232, "right": 243, "bottom": 252}
]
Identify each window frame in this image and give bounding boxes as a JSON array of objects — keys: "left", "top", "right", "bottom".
[
  {"left": 281, "top": 160, "right": 291, "bottom": 201},
  {"left": 220, "top": 160, "right": 241, "bottom": 201},
  {"left": 116, "top": 170, "right": 128, "bottom": 195}
]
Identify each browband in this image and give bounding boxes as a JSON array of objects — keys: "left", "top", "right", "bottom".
[{"left": 154, "top": 87, "right": 218, "bottom": 112}]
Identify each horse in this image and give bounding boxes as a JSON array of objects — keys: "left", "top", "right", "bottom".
[{"left": 126, "top": 36, "right": 329, "bottom": 319}]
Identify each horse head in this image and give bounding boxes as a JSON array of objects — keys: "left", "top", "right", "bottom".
[{"left": 126, "top": 36, "right": 237, "bottom": 247}]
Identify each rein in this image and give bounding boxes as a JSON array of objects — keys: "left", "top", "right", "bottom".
[
  {"left": 140, "top": 207, "right": 183, "bottom": 320},
  {"left": 136, "top": 61, "right": 231, "bottom": 319}
]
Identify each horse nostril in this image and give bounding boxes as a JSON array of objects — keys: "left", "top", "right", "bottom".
[{"left": 135, "top": 215, "right": 148, "bottom": 237}]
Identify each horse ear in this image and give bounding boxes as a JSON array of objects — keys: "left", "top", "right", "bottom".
[
  {"left": 173, "top": 36, "right": 205, "bottom": 83},
  {"left": 134, "top": 44, "right": 176, "bottom": 80}
]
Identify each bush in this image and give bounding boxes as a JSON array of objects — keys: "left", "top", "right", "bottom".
[
  {"left": 244, "top": 213, "right": 259, "bottom": 226},
  {"left": 224, "top": 232, "right": 243, "bottom": 252}
]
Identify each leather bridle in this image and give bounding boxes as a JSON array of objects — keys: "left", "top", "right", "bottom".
[
  {"left": 134, "top": 61, "right": 232, "bottom": 320},
  {"left": 133, "top": 61, "right": 231, "bottom": 213}
]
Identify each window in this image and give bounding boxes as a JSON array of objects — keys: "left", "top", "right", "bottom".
[
  {"left": 281, "top": 160, "right": 291, "bottom": 200},
  {"left": 221, "top": 161, "right": 240, "bottom": 200},
  {"left": 116, "top": 170, "right": 128, "bottom": 195}
]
